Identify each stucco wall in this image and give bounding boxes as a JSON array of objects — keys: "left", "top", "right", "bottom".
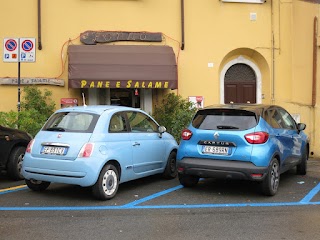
[{"left": 0, "top": 0, "right": 319, "bottom": 155}]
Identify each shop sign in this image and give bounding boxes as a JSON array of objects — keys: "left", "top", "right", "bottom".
[
  {"left": 78, "top": 80, "right": 170, "bottom": 89},
  {"left": 0, "top": 77, "right": 64, "bottom": 86},
  {"left": 80, "top": 31, "right": 162, "bottom": 45}
]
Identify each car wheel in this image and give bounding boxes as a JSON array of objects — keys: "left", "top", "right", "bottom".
[
  {"left": 162, "top": 151, "right": 177, "bottom": 179},
  {"left": 261, "top": 158, "right": 280, "bottom": 196},
  {"left": 179, "top": 173, "right": 199, "bottom": 187},
  {"left": 25, "top": 179, "right": 50, "bottom": 191},
  {"left": 92, "top": 164, "right": 119, "bottom": 200},
  {"left": 297, "top": 149, "right": 308, "bottom": 175},
  {"left": 7, "top": 146, "right": 26, "bottom": 180}
]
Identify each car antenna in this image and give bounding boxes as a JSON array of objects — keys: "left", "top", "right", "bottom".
[{"left": 82, "top": 93, "right": 87, "bottom": 107}]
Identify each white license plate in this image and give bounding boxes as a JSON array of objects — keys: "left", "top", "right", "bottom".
[
  {"left": 202, "top": 146, "right": 229, "bottom": 155},
  {"left": 41, "top": 146, "right": 67, "bottom": 155}
]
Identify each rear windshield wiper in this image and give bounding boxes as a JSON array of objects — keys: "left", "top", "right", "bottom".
[
  {"left": 217, "top": 125, "right": 239, "bottom": 129},
  {"left": 45, "top": 127, "right": 66, "bottom": 132}
]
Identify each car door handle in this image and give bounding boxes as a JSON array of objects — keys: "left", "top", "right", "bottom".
[{"left": 133, "top": 142, "right": 140, "bottom": 146}]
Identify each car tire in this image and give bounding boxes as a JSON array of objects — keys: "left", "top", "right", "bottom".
[
  {"left": 92, "top": 164, "right": 119, "bottom": 200},
  {"left": 162, "top": 151, "right": 177, "bottom": 179},
  {"left": 296, "top": 149, "right": 308, "bottom": 175},
  {"left": 25, "top": 179, "right": 51, "bottom": 191},
  {"left": 261, "top": 158, "right": 280, "bottom": 196},
  {"left": 7, "top": 146, "right": 26, "bottom": 180},
  {"left": 179, "top": 173, "right": 199, "bottom": 187}
]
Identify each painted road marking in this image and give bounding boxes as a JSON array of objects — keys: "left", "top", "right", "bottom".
[
  {"left": 0, "top": 183, "right": 319, "bottom": 211},
  {"left": 122, "top": 185, "right": 183, "bottom": 208},
  {"left": 299, "top": 182, "right": 320, "bottom": 203},
  {"left": 0, "top": 185, "right": 27, "bottom": 195}
]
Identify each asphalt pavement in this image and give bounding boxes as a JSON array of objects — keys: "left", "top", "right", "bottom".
[{"left": 308, "top": 157, "right": 320, "bottom": 178}]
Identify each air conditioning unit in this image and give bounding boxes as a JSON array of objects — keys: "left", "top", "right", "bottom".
[{"left": 221, "top": 0, "right": 266, "bottom": 3}]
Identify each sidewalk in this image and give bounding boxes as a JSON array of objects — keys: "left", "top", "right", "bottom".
[{"left": 308, "top": 157, "right": 320, "bottom": 178}]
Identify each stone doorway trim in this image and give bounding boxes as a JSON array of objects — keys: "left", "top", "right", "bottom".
[{"left": 220, "top": 56, "right": 262, "bottom": 104}]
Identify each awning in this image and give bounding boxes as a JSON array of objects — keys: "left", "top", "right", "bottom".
[{"left": 68, "top": 45, "right": 177, "bottom": 89}]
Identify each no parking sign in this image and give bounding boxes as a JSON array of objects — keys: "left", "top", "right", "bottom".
[
  {"left": 3, "top": 38, "right": 19, "bottom": 62},
  {"left": 3, "top": 37, "right": 36, "bottom": 112},
  {"left": 2, "top": 37, "right": 36, "bottom": 62},
  {"left": 19, "top": 38, "right": 36, "bottom": 62}
]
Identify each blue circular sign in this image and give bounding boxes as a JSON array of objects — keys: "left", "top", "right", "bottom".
[
  {"left": 21, "top": 40, "right": 34, "bottom": 52},
  {"left": 5, "top": 39, "right": 17, "bottom": 51}
]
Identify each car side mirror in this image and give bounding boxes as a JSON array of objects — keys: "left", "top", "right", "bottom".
[
  {"left": 297, "top": 123, "right": 306, "bottom": 132},
  {"left": 158, "top": 126, "right": 166, "bottom": 138}
]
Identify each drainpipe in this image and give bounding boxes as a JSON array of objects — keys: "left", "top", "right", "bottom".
[
  {"left": 311, "top": 16, "right": 318, "bottom": 157},
  {"left": 270, "top": 0, "right": 275, "bottom": 103},
  {"left": 38, "top": 0, "right": 42, "bottom": 50},
  {"left": 312, "top": 17, "right": 318, "bottom": 107},
  {"left": 181, "top": 0, "right": 185, "bottom": 50}
]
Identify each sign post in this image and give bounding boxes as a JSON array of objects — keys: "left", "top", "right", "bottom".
[{"left": 3, "top": 37, "right": 36, "bottom": 112}]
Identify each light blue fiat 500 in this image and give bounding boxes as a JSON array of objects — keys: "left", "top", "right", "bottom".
[{"left": 22, "top": 105, "right": 178, "bottom": 200}]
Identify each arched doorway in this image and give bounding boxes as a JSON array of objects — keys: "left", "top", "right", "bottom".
[
  {"left": 220, "top": 55, "right": 262, "bottom": 104},
  {"left": 224, "top": 63, "right": 256, "bottom": 104}
]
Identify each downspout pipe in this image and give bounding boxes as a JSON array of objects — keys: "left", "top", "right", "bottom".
[
  {"left": 38, "top": 0, "right": 42, "bottom": 50},
  {"left": 181, "top": 0, "right": 185, "bottom": 50},
  {"left": 271, "top": 0, "right": 275, "bottom": 103},
  {"left": 312, "top": 16, "right": 318, "bottom": 107}
]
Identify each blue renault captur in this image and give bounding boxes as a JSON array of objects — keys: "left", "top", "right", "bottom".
[{"left": 177, "top": 104, "right": 309, "bottom": 196}]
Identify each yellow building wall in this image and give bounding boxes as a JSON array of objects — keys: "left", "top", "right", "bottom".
[
  {"left": 275, "top": 1, "right": 319, "bottom": 156},
  {"left": 0, "top": 0, "right": 319, "bottom": 155}
]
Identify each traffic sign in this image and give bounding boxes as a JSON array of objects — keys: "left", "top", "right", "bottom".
[
  {"left": 5, "top": 39, "right": 18, "bottom": 51},
  {"left": 3, "top": 37, "right": 36, "bottom": 63},
  {"left": 21, "top": 39, "right": 34, "bottom": 51},
  {"left": 19, "top": 38, "right": 36, "bottom": 62},
  {"left": 3, "top": 38, "right": 19, "bottom": 62}
]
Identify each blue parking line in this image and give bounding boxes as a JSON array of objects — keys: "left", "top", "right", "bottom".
[
  {"left": 132, "top": 201, "right": 320, "bottom": 209},
  {"left": 122, "top": 185, "right": 183, "bottom": 208},
  {"left": 0, "top": 182, "right": 319, "bottom": 211},
  {"left": 299, "top": 182, "right": 320, "bottom": 203},
  {"left": 1, "top": 200, "right": 320, "bottom": 211}
]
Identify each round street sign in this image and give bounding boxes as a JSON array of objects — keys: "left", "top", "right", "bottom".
[
  {"left": 5, "top": 39, "right": 18, "bottom": 51},
  {"left": 21, "top": 40, "right": 34, "bottom": 52}
]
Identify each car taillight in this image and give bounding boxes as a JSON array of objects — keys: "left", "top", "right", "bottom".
[
  {"left": 78, "top": 143, "right": 94, "bottom": 158},
  {"left": 26, "top": 139, "right": 34, "bottom": 153},
  {"left": 244, "top": 132, "right": 269, "bottom": 144},
  {"left": 181, "top": 129, "right": 192, "bottom": 140}
]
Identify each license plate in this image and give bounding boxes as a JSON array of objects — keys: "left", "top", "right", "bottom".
[
  {"left": 202, "top": 146, "right": 229, "bottom": 155},
  {"left": 41, "top": 146, "right": 67, "bottom": 155}
]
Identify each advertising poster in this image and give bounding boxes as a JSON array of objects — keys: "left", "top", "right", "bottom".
[
  {"left": 61, "top": 98, "right": 78, "bottom": 108},
  {"left": 188, "top": 96, "right": 204, "bottom": 109}
]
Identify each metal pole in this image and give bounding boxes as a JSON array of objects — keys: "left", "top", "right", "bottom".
[{"left": 18, "top": 61, "right": 21, "bottom": 112}]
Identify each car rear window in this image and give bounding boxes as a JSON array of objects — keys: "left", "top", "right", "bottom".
[
  {"left": 43, "top": 112, "right": 99, "bottom": 133},
  {"left": 192, "top": 109, "right": 258, "bottom": 130}
]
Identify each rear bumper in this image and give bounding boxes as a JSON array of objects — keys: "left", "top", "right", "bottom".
[
  {"left": 22, "top": 154, "right": 102, "bottom": 187},
  {"left": 177, "top": 158, "right": 269, "bottom": 181}
]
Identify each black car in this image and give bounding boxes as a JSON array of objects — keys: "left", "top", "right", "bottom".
[{"left": 0, "top": 125, "right": 32, "bottom": 180}]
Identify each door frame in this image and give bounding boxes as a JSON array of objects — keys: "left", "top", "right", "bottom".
[{"left": 220, "top": 56, "right": 262, "bottom": 104}]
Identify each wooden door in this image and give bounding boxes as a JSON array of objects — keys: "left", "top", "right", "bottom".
[{"left": 224, "top": 63, "right": 257, "bottom": 104}]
